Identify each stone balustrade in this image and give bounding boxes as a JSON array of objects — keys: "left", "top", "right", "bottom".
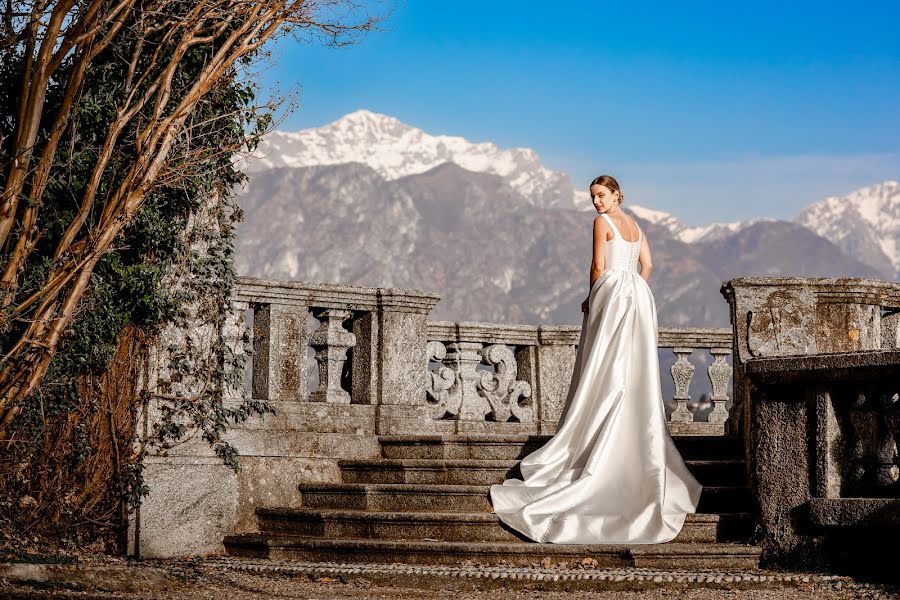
[
  {"left": 230, "top": 278, "right": 736, "bottom": 437},
  {"left": 659, "top": 328, "right": 734, "bottom": 435},
  {"left": 136, "top": 272, "right": 900, "bottom": 570},
  {"left": 424, "top": 322, "right": 734, "bottom": 436}
]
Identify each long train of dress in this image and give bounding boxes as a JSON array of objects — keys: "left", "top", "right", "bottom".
[{"left": 489, "top": 212, "right": 702, "bottom": 544}]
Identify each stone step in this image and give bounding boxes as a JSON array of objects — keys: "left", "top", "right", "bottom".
[
  {"left": 223, "top": 535, "right": 762, "bottom": 569},
  {"left": 338, "top": 458, "right": 746, "bottom": 487},
  {"left": 296, "top": 484, "right": 754, "bottom": 539},
  {"left": 696, "top": 486, "right": 754, "bottom": 514},
  {"left": 257, "top": 509, "right": 744, "bottom": 544},
  {"left": 300, "top": 483, "right": 493, "bottom": 513},
  {"left": 379, "top": 434, "right": 745, "bottom": 462}
]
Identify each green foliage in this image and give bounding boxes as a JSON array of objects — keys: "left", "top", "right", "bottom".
[{"left": 0, "top": 1, "right": 272, "bottom": 548}]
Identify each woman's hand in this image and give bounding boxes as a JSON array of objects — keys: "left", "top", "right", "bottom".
[{"left": 581, "top": 296, "right": 589, "bottom": 313}]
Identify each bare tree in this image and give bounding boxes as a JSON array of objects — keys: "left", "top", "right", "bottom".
[{"left": 0, "top": 0, "right": 381, "bottom": 434}]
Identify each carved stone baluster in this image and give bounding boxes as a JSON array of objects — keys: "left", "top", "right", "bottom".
[
  {"left": 476, "top": 344, "right": 533, "bottom": 423},
  {"left": 445, "top": 341, "right": 489, "bottom": 421},
  {"left": 670, "top": 347, "right": 695, "bottom": 423},
  {"left": 707, "top": 348, "right": 732, "bottom": 424},
  {"left": 425, "top": 341, "right": 456, "bottom": 419},
  {"left": 222, "top": 300, "right": 250, "bottom": 401},
  {"left": 876, "top": 388, "right": 900, "bottom": 489},
  {"left": 308, "top": 308, "right": 356, "bottom": 404}
]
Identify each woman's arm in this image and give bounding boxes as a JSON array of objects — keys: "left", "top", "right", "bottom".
[
  {"left": 582, "top": 216, "right": 608, "bottom": 313},
  {"left": 638, "top": 225, "right": 653, "bottom": 282},
  {"left": 589, "top": 215, "right": 608, "bottom": 290}
]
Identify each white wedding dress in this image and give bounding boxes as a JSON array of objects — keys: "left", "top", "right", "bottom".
[{"left": 489, "top": 212, "right": 702, "bottom": 544}]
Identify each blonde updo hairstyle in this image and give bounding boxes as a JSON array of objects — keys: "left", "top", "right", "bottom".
[{"left": 590, "top": 175, "right": 624, "bottom": 204}]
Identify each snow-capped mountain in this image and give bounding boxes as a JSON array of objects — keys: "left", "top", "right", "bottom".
[
  {"left": 236, "top": 109, "right": 899, "bottom": 285},
  {"left": 628, "top": 205, "right": 776, "bottom": 244},
  {"left": 794, "top": 181, "right": 900, "bottom": 279},
  {"left": 239, "top": 109, "right": 578, "bottom": 210}
]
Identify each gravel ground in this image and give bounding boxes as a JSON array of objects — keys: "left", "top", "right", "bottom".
[{"left": 1, "top": 559, "right": 898, "bottom": 599}]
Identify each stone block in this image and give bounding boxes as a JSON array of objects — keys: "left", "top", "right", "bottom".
[
  {"left": 815, "top": 301, "right": 880, "bottom": 353},
  {"left": 535, "top": 343, "right": 577, "bottom": 424},
  {"left": 375, "top": 405, "right": 443, "bottom": 435},
  {"left": 223, "top": 429, "right": 381, "bottom": 459},
  {"left": 882, "top": 309, "right": 900, "bottom": 349},
  {"left": 453, "top": 420, "right": 540, "bottom": 435},
  {"left": 130, "top": 456, "right": 237, "bottom": 558},
  {"left": 720, "top": 277, "right": 900, "bottom": 364},
  {"left": 228, "top": 401, "right": 376, "bottom": 434},
  {"left": 233, "top": 456, "right": 342, "bottom": 534}
]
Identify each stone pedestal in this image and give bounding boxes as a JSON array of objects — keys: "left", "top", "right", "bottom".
[
  {"left": 374, "top": 288, "right": 441, "bottom": 435},
  {"left": 534, "top": 326, "right": 579, "bottom": 432}
]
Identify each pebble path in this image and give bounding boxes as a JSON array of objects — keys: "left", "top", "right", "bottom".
[{"left": 204, "top": 557, "right": 854, "bottom": 591}]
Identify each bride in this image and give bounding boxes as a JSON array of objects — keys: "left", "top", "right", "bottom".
[{"left": 489, "top": 175, "right": 702, "bottom": 544}]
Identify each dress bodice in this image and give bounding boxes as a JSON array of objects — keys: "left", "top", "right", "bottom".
[{"left": 600, "top": 212, "right": 641, "bottom": 273}]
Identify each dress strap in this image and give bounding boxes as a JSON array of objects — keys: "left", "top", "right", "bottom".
[{"left": 600, "top": 212, "right": 621, "bottom": 240}]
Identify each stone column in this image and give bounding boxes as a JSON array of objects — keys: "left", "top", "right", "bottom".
[
  {"left": 535, "top": 326, "right": 579, "bottom": 434},
  {"left": 374, "top": 287, "right": 441, "bottom": 435},
  {"left": 252, "top": 302, "right": 309, "bottom": 401}
]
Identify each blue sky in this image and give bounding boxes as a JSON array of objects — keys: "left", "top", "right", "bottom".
[{"left": 258, "top": 1, "right": 900, "bottom": 225}]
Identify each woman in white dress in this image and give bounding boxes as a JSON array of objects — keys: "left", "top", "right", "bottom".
[{"left": 489, "top": 175, "right": 702, "bottom": 544}]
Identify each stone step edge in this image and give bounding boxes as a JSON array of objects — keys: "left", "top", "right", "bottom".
[
  {"left": 338, "top": 458, "right": 746, "bottom": 468},
  {"left": 204, "top": 558, "right": 846, "bottom": 591},
  {"left": 378, "top": 433, "right": 743, "bottom": 444},
  {"left": 378, "top": 434, "right": 744, "bottom": 445},
  {"left": 301, "top": 482, "right": 753, "bottom": 495},
  {"left": 225, "top": 534, "right": 763, "bottom": 557},
  {"left": 259, "top": 507, "right": 725, "bottom": 525}
]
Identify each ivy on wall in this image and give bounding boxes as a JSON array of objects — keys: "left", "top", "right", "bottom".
[{"left": 0, "top": 22, "right": 271, "bottom": 554}]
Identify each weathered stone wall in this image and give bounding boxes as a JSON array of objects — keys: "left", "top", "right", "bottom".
[
  {"left": 129, "top": 191, "right": 246, "bottom": 558},
  {"left": 722, "top": 276, "right": 900, "bottom": 572}
]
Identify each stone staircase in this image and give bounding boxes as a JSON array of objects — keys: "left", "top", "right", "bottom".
[{"left": 224, "top": 434, "right": 761, "bottom": 569}]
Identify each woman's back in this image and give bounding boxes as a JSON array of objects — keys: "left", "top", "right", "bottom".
[{"left": 599, "top": 212, "right": 642, "bottom": 273}]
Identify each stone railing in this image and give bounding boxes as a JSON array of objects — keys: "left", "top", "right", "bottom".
[
  {"left": 658, "top": 328, "right": 734, "bottom": 435},
  {"left": 230, "top": 277, "right": 441, "bottom": 434},
  {"left": 424, "top": 321, "right": 734, "bottom": 436},
  {"left": 231, "top": 277, "right": 736, "bottom": 437}
]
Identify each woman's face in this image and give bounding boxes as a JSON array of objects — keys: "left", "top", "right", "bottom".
[{"left": 590, "top": 184, "right": 619, "bottom": 213}]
